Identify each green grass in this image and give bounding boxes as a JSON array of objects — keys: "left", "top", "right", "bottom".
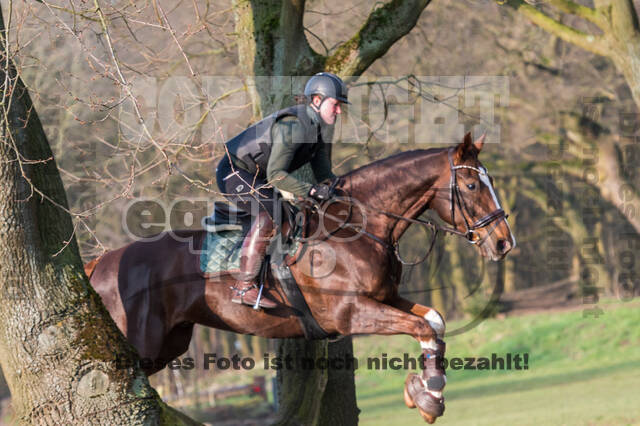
[{"left": 353, "top": 300, "right": 640, "bottom": 425}]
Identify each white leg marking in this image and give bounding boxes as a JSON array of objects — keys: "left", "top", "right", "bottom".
[
  {"left": 420, "top": 340, "right": 438, "bottom": 351},
  {"left": 424, "top": 310, "right": 445, "bottom": 339}
]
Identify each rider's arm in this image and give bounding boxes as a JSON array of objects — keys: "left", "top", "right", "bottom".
[
  {"left": 310, "top": 136, "right": 337, "bottom": 183},
  {"left": 266, "top": 117, "right": 313, "bottom": 197}
]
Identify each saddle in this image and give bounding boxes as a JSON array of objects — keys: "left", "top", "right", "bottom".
[{"left": 200, "top": 201, "right": 330, "bottom": 339}]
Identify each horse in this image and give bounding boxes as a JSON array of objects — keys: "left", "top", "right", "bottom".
[{"left": 86, "top": 133, "right": 515, "bottom": 423}]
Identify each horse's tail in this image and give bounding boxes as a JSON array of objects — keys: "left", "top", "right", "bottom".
[{"left": 84, "top": 254, "right": 105, "bottom": 280}]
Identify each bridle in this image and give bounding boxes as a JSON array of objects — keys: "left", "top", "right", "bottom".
[
  {"left": 303, "top": 147, "right": 508, "bottom": 265},
  {"left": 447, "top": 148, "right": 507, "bottom": 246}
]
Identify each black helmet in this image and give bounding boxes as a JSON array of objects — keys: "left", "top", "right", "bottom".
[{"left": 304, "top": 72, "right": 350, "bottom": 104}]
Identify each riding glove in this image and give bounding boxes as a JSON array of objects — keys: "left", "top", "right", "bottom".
[{"left": 308, "top": 183, "right": 333, "bottom": 201}]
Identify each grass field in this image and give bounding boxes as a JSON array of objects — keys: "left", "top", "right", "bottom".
[{"left": 353, "top": 300, "right": 640, "bottom": 426}]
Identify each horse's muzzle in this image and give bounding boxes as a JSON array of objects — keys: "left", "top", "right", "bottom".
[{"left": 495, "top": 237, "right": 512, "bottom": 259}]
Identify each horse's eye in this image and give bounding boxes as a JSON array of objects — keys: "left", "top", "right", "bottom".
[{"left": 467, "top": 183, "right": 476, "bottom": 190}]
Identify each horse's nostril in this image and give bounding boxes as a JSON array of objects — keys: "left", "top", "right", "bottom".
[{"left": 497, "top": 239, "right": 509, "bottom": 253}]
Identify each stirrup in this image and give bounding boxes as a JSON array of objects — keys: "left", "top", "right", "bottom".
[
  {"left": 231, "top": 284, "right": 256, "bottom": 302},
  {"left": 230, "top": 284, "right": 277, "bottom": 309}
]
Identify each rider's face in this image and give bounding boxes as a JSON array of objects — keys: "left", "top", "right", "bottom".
[{"left": 312, "top": 96, "right": 342, "bottom": 125}]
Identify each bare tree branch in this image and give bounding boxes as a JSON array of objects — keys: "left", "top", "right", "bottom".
[
  {"left": 324, "top": 0, "right": 432, "bottom": 78},
  {"left": 546, "top": 0, "right": 605, "bottom": 28},
  {"left": 501, "top": 0, "right": 609, "bottom": 57}
]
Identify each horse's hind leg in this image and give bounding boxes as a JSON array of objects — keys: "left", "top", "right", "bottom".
[
  {"left": 389, "top": 297, "right": 447, "bottom": 424},
  {"left": 147, "top": 322, "right": 195, "bottom": 375}
]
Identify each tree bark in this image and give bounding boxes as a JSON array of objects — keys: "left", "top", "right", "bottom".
[
  {"left": 594, "top": 0, "right": 640, "bottom": 108},
  {"left": 556, "top": 115, "right": 640, "bottom": 235},
  {"left": 0, "top": 7, "right": 199, "bottom": 425},
  {"left": 522, "top": 176, "right": 609, "bottom": 292},
  {"left": 316, "top": 337, "right": 359, "bottom": 426},
  {"left": 272, "top": 338, "right": 328, "bottom": 426},
  {"left": 231, "top": 1, "right": 432, "bottom": 424},
  {"left": 502, "top": 0, "right": 640, "bottom": 110}
]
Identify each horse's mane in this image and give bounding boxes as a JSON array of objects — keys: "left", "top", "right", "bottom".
[{"left": 341, "top": 147, "right": 446, "bottom": 189}]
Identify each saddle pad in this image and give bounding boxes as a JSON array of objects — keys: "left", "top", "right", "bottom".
[
  {"left": 200, "top": 229, "right": 244, "bottom": 273},
  {"left": 199, "top": 217, "right": 305, "bottom": 276}
]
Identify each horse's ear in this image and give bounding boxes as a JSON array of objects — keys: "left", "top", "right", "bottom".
[
  {"left": 474, "top": 133, "right": 486, "bottom": 152},
  {"left": 455, "top": 132, "right": 473, "bottom": 162},
  {"left": 463, "top": 131, "right": 472, "bottom": 148}
]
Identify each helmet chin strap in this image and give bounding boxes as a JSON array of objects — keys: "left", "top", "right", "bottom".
[
  {"left": 310, "top": 96, "right": 335, "bottom": 126},
  {"left": 310, "top": 95, "right": 325, "bottom": 111}
]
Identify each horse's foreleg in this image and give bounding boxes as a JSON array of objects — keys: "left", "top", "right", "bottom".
[
  {"left": 388, "top": 296, "right": 445, "bottom": 343},
  {"left": 334, "top": 297, "right": 437, "bottom": 339},
  {"left": 333, "top": 297, "right": 444, "bottom": 423},
  {"left": 388, "top": 297, "right": 447, "bottom": 423}
]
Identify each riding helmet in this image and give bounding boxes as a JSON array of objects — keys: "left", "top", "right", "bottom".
[{"left": 304, "top": 72, "right": 350, "bottom": 104}]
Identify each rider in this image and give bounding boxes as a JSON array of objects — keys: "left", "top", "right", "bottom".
[{"left": 215, "top": 72, "right": 349, "bottom": 308}]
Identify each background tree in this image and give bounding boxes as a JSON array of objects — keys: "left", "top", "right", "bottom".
[
  {"left": 231, "top": 1, "right": 433, "bottom": 423},
  {"left": 501, "top": 0, "right": 640, "bottom": 108},
  {"left": 0, "top": 5, "right": 199, "bottom": 425},
  {"left": 499, "top": 0, "right": 640, "bottom": 233}
]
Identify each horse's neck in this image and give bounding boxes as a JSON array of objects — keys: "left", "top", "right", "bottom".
[{"left": 346, "top": 148, "right": 447, "bottom": 238}]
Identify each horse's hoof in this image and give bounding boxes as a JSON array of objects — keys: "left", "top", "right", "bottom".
[
  {"left": 418, "top": 407, "right": 437, "bottom": 424},
  {"left": 404, "top": 373, "right": 445, "bottom": 422},
  {"left": 404, "top": 384, "right": 416, "bottom": 409}
]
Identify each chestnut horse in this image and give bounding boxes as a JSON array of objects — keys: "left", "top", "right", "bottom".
[{"left": 87, "top": 133, "right": 514, "bottom": 423}]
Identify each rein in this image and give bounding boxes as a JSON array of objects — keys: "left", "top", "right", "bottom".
[{"left": 302, "top": 147, "right": 508, "bottom": 266}]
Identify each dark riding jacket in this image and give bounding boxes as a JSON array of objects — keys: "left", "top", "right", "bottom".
[{"left": 227, "top": 105, "right": 336, "bottom": 197}]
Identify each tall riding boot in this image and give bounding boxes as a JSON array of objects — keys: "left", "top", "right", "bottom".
[{"left": 231, "top": 211, "right": 278, "bottom": 309}]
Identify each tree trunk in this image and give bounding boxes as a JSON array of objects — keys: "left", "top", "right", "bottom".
[
  {"left": 253, "top": 336, "right": 268, "bottom": 362},
  {"left": 560, "top": 114, "right": 640, "bottom": 235},
  {"left": 231, "top": 1, "right": 432, "bottom": 424},
  {"left": 272, "top": 338, "right": 328, "bottom": 426},
  {"left": 316, "top": 337, "right": 359, "bottom": 426},
  {"left": 600, "top": 0, "right": 640, "bottom": 109},
  {"left": 0, "top": 8, "right": 198, "bottom": 425},
  {"left": 272, "top": 337, "right": 358, "bottom": 426},
  {"left": 594, "top": 139, "right": 640, "bottom": 234}
]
